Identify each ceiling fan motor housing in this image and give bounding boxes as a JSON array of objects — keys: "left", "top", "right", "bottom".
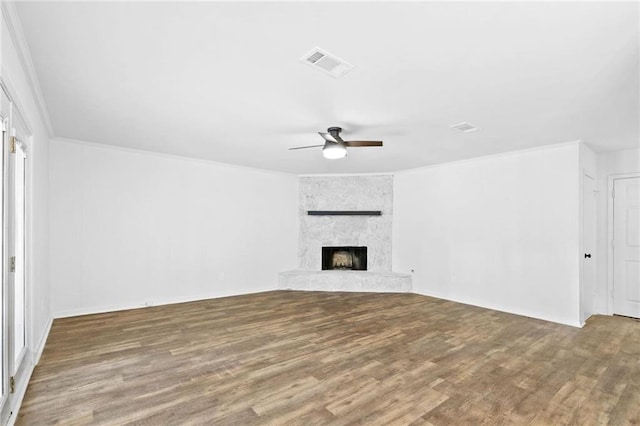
[{"left": 328, "top": 127, "right": 343, "bottom": 140}]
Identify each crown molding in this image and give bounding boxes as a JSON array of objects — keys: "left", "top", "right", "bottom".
[
  {"left": 1, "top": 1, "right": 54, "bottom": 137},
  {"left": 396, "top": 140, "right": 583, "bottom": 175},
  {"left": 51, "top": 137, "right": 298, "bottom": 177}
]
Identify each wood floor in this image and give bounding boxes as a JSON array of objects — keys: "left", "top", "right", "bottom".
[{"left": 17, "top": 291, "right": 640, "bottom": 425}]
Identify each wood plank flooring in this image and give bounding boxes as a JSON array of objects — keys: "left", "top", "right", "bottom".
[{"left": 17, "top": 290, "right": 640, "bottom": 425}]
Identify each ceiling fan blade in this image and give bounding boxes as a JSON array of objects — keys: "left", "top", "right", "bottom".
[
  {"left": 344, "top": 140, "right": 383, "bottom": 147},
  {"left": 288, "top": 144, "right": 324, "bottom": 150},
  {"left": 318, "top": 132, "right": 338, "bottom": 143}
]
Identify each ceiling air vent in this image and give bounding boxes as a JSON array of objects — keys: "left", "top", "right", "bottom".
[
  {"left": 450, "top": 122, "right": 479, "bottom": 133},
  {"left": 301, "top": 47, "right": 354, "bottom": 78}
]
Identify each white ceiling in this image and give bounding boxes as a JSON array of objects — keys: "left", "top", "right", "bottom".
[{"left": 16, "top": 1, "right": 640, "bottom": 174}]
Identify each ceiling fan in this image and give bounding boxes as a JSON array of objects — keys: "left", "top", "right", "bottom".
[{"left": 289, "top": 127, "right": 383, "bottom": 159}]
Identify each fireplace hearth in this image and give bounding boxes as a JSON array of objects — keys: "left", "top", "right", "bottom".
[{"left": 322, "top": 246, "right": 367, "bottom": 271}]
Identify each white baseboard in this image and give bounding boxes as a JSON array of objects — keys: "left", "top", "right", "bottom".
[
  {"left": 5, "top": 315, "right": 54, "bottom": 425},
  {"left": 53, "top": 287, "right": 274, "bottom": 319},
  {"left": 6, "top": 364, "right": 32, "bottom": 426},
  {"left": 412, "top": 289, "right": 582, "bottom": 328},
  {"left": 33, "top": 317, "right": 53, "bottom": 365}
]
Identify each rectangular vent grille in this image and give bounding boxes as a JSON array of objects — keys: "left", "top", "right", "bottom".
[
  {"left": 450, "top": 122, "right": 479, "bottom": 132},
  {"left": 306, "top": 51, "right": 325, "bottom": 64},
  {"left": 301, "top": 47, "right": 354, "bottom": 78}
]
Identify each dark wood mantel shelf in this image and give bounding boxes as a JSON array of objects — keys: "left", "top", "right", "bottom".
[{"left": 307, "top": 211, "right": 382, "bottom": 216}]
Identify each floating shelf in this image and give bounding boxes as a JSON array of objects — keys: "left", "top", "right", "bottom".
[{"left": 307, "top": 210, "right": 382, "bottom": 216}]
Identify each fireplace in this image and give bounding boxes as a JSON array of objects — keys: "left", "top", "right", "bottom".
[{"left": 322, "top": 246, "right": 367, "bottom": 271}]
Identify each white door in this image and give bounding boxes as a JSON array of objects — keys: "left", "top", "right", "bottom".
[
  {"left": 613, "top": 176, "right": 640, "bottom": 318},
  {"left": 581, "top": 173, "right": 596, "bottom": 323}
]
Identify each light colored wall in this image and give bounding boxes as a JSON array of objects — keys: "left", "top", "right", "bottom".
[
  {"left": 393, "top": 142, "right": 581, "bottom": 327},
  {"left": 1, "top": 6, "right": 52, "bottom": 362},
  {"left": 298, "top": 175, "right": 393, "bottom": 272},
  {"left": 49, "top": 139, "right": 298, "bottom": 317},
  {"left": 595, "top": 148, "right": 640, "bottom": 313}
]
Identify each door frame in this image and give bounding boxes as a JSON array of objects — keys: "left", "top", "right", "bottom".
[
  {"left": 607, "top": 172, "right": 640, "bottom": 315},
  {"left": 0, "top": 111, "right": 10, "bottom": 426},
  {"left": 0, "top": 78, "right": 34, "bottom": 425},
  {"left": 580, "top": 169, "right": 596, "bottom": 324},
  {"left": 8, "top": 133, "right": 31, "bottom": 417}
]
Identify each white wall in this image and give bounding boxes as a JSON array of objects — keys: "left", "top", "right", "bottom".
[
  {"left": 393, "top": 142, "right": 581, "bottom": 327},
  {"left": 595, "top": 148, "right": 640, "bottom": 313},
  {"left": 1, "top": 5, "right": 51, "bottom": 362},
  {"left": 49, "top": 139, "right": 298, "bottom": 317}
]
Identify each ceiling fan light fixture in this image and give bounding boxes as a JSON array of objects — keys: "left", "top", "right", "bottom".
[
  {"left": 289, "top": 126, "right": 381, "bottom": 158},
  {"left": 322, "top": 142, "right": 347, "bottom": 159}
]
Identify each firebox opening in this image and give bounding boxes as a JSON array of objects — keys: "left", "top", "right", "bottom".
[{"left": 322, "top": 246, "right": 367, "bottom": 271}]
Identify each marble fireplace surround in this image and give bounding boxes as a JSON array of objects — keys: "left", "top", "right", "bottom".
[{"left": 279, "top": 175, "right": 411, "bottom": 293}]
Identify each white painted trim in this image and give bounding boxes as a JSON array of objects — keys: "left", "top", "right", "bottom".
[
  {"left": 0, "top": 108, "right": 10, "bottom": 426},
  {"left": 607, "top": 172, "right": 640, "bottom": 316},
  {"left": 0, "top": 66, "right": 43, "bottom": 425},
  {"left": 396, "top": 140, "right": 582, "bottom": 174},
  {"left": 580, "top": 167, "right": 596, "bottom": 326},
  {"left": 4, "top": 315, "right": 52, "bottom": 425},
  {"left": 298, "top": 172, "right": 395, "bottom": 177},
  {"left": 5, "top": 363, "right": 31, "bottom": 426},
  {"left": 53, "top": 289, "right": 273, "bottom": 319},
  {"left": 51, "top": 137, "right": 296, "bottom": 177},
  {"left": 54, "top": 139, "right": 587, "bottom": 179},
  {"left": 0, "top": 73, "right": 33, "bottom": 136},
  {"left": 413, "top": 289, "right": 582, "bottom": 328},
  {"left": 57, "top": 286, "right": 584, "bottom": 327},
  {"left": 0, "top": 2, "right": 54, "bottom": 137},
  {"left": 32, "top": 316, "right": 52, "bottom": 365}
]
